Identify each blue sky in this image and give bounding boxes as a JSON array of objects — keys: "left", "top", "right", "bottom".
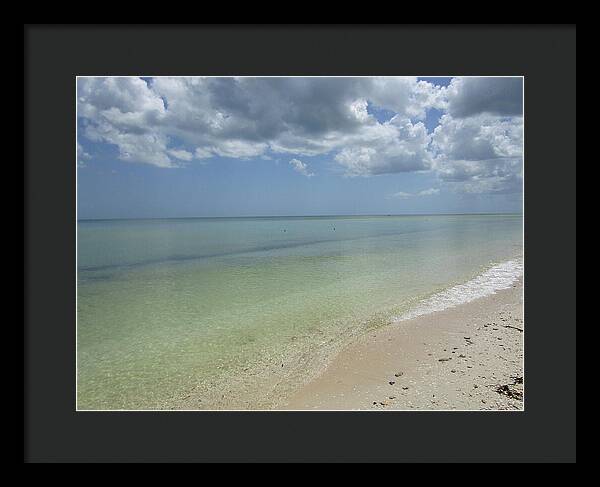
[{"left": 77, "top": 77, "right": 523, "bottom": 219}]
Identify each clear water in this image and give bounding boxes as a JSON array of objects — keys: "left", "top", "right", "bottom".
[{"left": 77, "top": 214, "right": 523, "bottom": 410}]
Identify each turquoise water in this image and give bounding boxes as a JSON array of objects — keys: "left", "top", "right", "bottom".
[{"left": 77, "top": 214, "right": 523, "bottom": 410}]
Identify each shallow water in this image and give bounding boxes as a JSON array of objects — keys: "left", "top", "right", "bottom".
[{"left": 77, "top": 214, "right": 523, "bottom": 409}]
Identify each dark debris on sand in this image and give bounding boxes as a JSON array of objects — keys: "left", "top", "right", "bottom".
[{"left": 495, "top": 376, "right": 524, "bottom": 401}]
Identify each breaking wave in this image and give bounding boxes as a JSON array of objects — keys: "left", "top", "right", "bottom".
[{"left": 395, "top": 258, "right": 523, "bottom": 322}]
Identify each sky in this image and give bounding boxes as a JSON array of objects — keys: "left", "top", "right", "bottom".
[{"left": 77, "top": 76, "right": 523, "bottom": 219}]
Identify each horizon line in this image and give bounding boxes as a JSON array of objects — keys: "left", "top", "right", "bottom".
[{"left": 77, "top": 211, "right": 523, "bottom": 222}]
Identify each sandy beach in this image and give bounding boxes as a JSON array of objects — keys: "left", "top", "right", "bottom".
[{"left": 282, "top": 278, "right": 524, "bottom": 411}]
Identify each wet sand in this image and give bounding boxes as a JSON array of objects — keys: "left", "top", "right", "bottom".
[{"left": 282, "top": 278, "right": 524, "bottom": 410}]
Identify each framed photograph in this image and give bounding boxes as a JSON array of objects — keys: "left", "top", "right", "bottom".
[{"left": 24, "top": 25, "right": 576, "bottom": 462}]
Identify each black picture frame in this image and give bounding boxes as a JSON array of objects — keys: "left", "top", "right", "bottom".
[{"left": 24, "top": 24, "right": 576, "bottom": 463}]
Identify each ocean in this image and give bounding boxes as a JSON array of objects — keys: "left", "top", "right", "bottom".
[{"left": 77, "top": 214, "right": 523, "bottom": 410}]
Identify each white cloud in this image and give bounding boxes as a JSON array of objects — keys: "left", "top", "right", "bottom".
[
  {"left": 194, "top": 147, "right": 213, "bottom": 159},
  {"left": 84, "top": 119, "right": 175, "bottom": 168},
  {"left": 76, "top": 76, "right": 523, "bottom": 195},
  {"left": 390, "top": 188, "right": 440, "bottom": 199},
  {"left": 209, "top": 140, "right": 269, "bottom": 159},
  {"left": 428, "top": 79, "right": 523, "bottom": 194},
  {"left": 431, "top": 113, "right": 523, "bottom": 194},
  {"left": 78, "top": 77, "right": 174, "bottom": 167},
  {"left": 78, "top": 77, "right": 165, "bottom": 118},
  {"left": 77, "top": 77, "right": 440, "bottom": 170},
  {"left": 390, "top": 191, "right": 413, "bottom": 199},
  {"left": 432, "top": 114, "right": 523, "bottom": 161},
  {"left": 418, "top": 188, "right": 440, "bottom": 196},
  {"left": 367, "top": 77, "right": 446, "bottom": 120},
  {"left": 334, "top": 116, "right": 432, "bottom": 176},
  {"left": 167, "top": 149, "right": 194, "bottom": 161},
  {"left": 77, "top": 142, "right": 90, "bottom": 167},
  {"left": 289, "top": 158, "right": 314, "bottom": 177}
]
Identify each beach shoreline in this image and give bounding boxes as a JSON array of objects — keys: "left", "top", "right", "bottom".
[
  {"left": 167, "top": 263, "right": 524, "bottom": 411},
  {"left": 281, "top": 277, "right": 524, "bottom": 411}
]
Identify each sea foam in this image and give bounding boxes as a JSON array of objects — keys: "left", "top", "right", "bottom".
[{"left": 394, "top": 258, "right": 523, "bottom": 322}]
